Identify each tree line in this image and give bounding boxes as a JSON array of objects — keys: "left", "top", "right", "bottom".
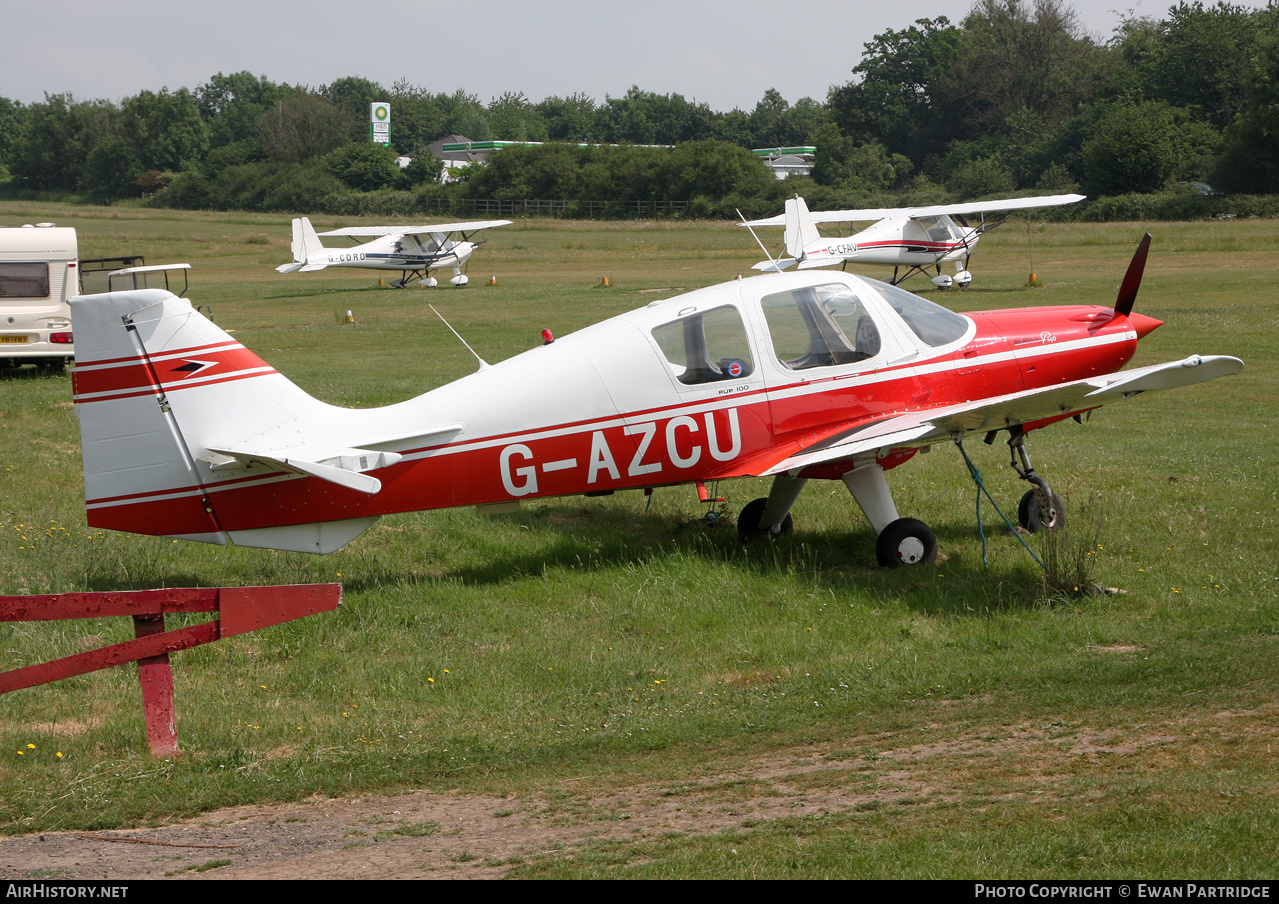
[{"left": 1, "top": 0, "right": 1277, "bottom": 218}]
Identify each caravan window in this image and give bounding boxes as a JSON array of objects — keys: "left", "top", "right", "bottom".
[{"left": 0, "top": 263, "right": 50, "bottom": 299}]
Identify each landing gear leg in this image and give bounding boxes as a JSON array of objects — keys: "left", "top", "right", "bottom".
[
  {"left": 738, "top": 474, "right": 805, "bottom": 541},
  {"left": 842, "top": 464, "right": 938, "bottom": 567},
  {"left": 1007, "top": 426, "right": 1066, "bottom": 532}
]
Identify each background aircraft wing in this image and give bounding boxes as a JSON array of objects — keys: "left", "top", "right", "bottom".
[
  {"left": 318, "top": 220, "right": 512, "bottom": 239},
  {"left": 759, "top": 354, "right": 1241, "bottom": 476},
  {"left": 742, "top": 194, "right": 1085, "bottom": 228}
]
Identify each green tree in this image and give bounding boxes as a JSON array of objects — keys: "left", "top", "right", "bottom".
[
  {"left": 599, "top": 87, "right": 716, "bottom": 144},
  {"left": 326, "top": 142, "right": 402, "bottom": 191},
  {"left": 9, "top": 94, "right": 118, "bottom": 191},
  {"left": 323, "top": 76, "right": 388, "bottom": 124},
  {"left": 1124, "top": 1, "right": 1265, "bottom": 130},
  {"left": 388, "top": 80, "right": 447, "bottom": 153},
  {"left": 399, "top": 149, "right": 442, "bottom": 187},
  {"left": 810, "top": 123, "right": 912, "bottom": 192},
  {"left": 0, "top": 96, "right": 24, "bottom": 175},
  {"left": 196, "top": 72, "right": 294, "bottom": 149},
  {"left": 1214, "top": 23, "right": 1279, "bottom": 192},
  {"left": 487, "top": 91, "right": 549, "bottom": 141},
  {"left": 121, "top": 88, "right": 209, "bottom": 173},
  {"left": 438, "top": 90, "right": 490, "bottom": 139},
  {"left": 536, "top": 93, "right": 600, "bottom": 142},
  {"left": 258, "top": 92, "right": 356, "bottom": 163},
  {"left": 1080, "top": 100, "right": 1218, "bottom": 195},
  {"left": 827, "top": 17, "right": 962, "bottom": 163},
  {"left": 935, "top": 0, "right": 1110, "bottom": 140}
]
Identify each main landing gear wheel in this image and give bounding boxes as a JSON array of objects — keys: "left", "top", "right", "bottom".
[
  {"left": 737, "top": 497, "right": 793, "bottom": 542},
  {"left": 1018, "top": 488, "right": 1066, "bottom": 532},
  {"left": 876, "top": 518, "right": 938, "bottom": 567}
]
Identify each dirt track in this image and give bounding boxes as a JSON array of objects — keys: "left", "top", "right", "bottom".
[{"left": 0, "top": 722, "right": 1172, "bottom": 879}]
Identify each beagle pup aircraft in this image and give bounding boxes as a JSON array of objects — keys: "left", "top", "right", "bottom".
[
  {"left": 71, "top": 236, "right": 1239, "bottom": 567},
  {"left": 744, "top": 193, "right": 1084, "bottom": 288},
  {"left": 276, "top": 216, "right": 511, "bottom": 287}
]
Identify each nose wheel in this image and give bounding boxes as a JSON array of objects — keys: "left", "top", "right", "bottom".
[
  {"left": 1007, "top": 426, "right": 1066, "bottom": 532},
  {"left": 1018, "top": 487, "right": 1065, "bottom": 532}
]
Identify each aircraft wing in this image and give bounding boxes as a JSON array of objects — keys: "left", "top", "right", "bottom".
[
  {"left": 318, "top": 220, "right": 513, "bottom": 239},
  {"left": 761, "top": 354, "right": 1242, "bottom": 476},
  {"left": 742, "top": 194, "right": 1085, "bottom": 228}
]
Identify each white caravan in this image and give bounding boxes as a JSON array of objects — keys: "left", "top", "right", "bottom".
[{"left": 0, "top": 224, "right": 78, "bottom": 372}]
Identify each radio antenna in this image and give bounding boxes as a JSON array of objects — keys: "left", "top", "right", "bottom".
[{"left": 428, "top": 304, "right": 489, "bottom": 371}]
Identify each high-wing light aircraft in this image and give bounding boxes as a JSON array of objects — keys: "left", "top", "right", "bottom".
[
  {"left": 744, "top": 194, "right": 1085, "bottom": 288},
  {"left": 276, "top": 217, "right": 511, "bottom": 287},
  {"left": 71, "top": 236, "right": 1239, "bottom": 567}
]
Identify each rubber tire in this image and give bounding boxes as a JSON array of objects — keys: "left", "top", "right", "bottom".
[
  {"left": 737, "top": 497, "right": 793, "bottom": 542},
  {"left": 876, "top": 518, "right": 938, "bottom": 567},
  {"left": 1018, "top": 488, "right": 1065, "bottom": 532}
]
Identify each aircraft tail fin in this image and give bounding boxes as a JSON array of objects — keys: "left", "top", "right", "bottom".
[
  {"left": 70, "top": 289, "right": 386, "bottom": 553},
  {"left": 276, "top": 217, "right": 328, "bottom": 273},
  {"left": 784, "top": 196, "right": 821, "bottom": 261}
]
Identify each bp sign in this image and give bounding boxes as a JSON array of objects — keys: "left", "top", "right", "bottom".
[{"left": 370, "top": 102, "right": 391, "bottom": 145}]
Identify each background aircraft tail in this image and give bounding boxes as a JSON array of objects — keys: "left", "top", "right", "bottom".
[
  {"left": 276, "top": 217, "right": 329, "bottom": 273},
  {"left": 784, "top": 196, "right": 821, "bottom": 261},
  {"left": 71, "top": 289, "right": 386, "bottom": 553}
]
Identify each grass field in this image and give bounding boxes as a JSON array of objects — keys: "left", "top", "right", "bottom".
[{"left": 0, "top": 200, "right": 1276, "bottom": 878}]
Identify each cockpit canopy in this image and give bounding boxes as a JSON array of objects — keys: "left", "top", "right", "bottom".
[{"left": 644, "top": 274, "right": 971, "bottom": 387}]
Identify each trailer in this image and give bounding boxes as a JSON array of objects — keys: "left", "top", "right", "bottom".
[{"left": 0, "top": 223, "right": 78, "bottom": 373}]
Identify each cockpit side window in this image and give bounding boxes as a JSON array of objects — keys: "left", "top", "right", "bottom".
[
  {"left": 761, "top": 283, "right": 882, "bottom": 370},
  {"left": 913, "top": 216, "right": 955, "bottom": 243},
  {"left": 864, "top": 279, "right": 970, "bottom": 347},
  {"left": 651, "top": 305, "right": 754, "bottom": 385}
]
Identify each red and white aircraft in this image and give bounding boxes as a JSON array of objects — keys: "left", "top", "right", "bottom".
[
  {"left": 276, "top": 217, "right": 511, "bottom": 287},
  {"left": 71, "top": 236, "right": 1240, "bottom": 566},
  {"left": 744, "top": 194, "right": 1084, "bottom": 288}
]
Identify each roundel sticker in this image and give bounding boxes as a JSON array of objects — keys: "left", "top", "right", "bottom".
[{"left": 727, "top": 360, "right": 744, "bottom": 377}]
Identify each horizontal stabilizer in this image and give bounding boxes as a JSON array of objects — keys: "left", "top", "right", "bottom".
[
  {"left": 298, "top": 262, "right": 328, "bottom": 272},
  {"left": 275, "top": 262, "right": 305, "bottom": 274},
  {"left": 752, "top": 258, "right": 797, "bottom": 272},
  {"left": 206, "top": 444, "right": 406, "bottom": 495},
  {"left": 763, "top": 355, "right": 1243, "bottom": 476}
]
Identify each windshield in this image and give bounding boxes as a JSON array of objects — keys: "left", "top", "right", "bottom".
[{"left": 864, "top": 279, "right": 970, "bottom": 347}]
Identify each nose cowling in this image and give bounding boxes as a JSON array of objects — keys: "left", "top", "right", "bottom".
[{"left": 1127, "top": 312, "right": 1164, "bottom": 340}]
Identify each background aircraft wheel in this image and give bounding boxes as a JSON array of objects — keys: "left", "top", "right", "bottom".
[
  {"left": 1018, "top": 488, "right": 1066, "bottom": 532},
  {"left": 737, "top": 497, "right": 793, "bottom": 542},
  {"left": 876, "top": 518, "right": 938, "bottom": 567}
]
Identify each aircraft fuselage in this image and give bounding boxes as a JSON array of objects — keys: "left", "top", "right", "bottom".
[
  {"left": 800, "top": 215, "right": 980, "bottom": 269},
  {"left": 74, "top": 271, "right": 1148, "bottom": 543}
]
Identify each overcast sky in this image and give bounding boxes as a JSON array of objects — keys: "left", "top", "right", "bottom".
[{"left": 2, "top": 0, "right": 1272, "bottom": 113}]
